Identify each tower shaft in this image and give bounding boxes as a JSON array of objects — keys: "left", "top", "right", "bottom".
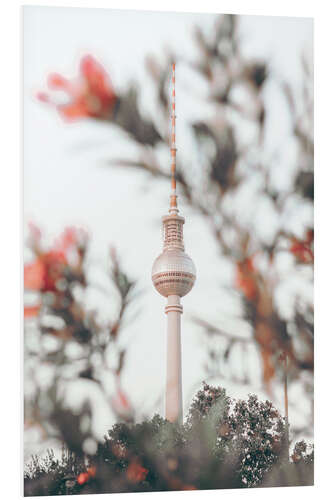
[{"left": 165, "top": 295, "right": 183, "bottom": 423}]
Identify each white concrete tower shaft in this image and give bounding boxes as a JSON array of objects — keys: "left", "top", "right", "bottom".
[{"left": 165, "top": 295, "right": 183, "bottom": 422}]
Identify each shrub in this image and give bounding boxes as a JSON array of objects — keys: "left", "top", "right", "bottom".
[{"left": 25, "top": 383, "right": 313, "bottom": 495}]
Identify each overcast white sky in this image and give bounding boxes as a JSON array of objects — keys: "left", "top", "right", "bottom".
[{"left": 24, "top": 6, "right": 313, "bottom": 457}]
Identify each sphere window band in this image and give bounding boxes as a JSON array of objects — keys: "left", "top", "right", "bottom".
[{"left": 153, "top": 271, "right": 195, "bottom": 279}]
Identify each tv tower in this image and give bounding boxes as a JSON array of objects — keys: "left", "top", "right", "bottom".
[{"left": 152, "top": 64, "right": 196, "bottom": 423}]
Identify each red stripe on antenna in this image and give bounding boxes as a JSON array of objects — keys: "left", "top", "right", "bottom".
[{"left": 169, "top": 63, "right": 178, "bottom": 213}]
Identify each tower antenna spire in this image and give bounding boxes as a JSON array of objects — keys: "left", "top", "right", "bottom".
[{"left": 170, "top": 62, "right": 178, "bottom": 214}]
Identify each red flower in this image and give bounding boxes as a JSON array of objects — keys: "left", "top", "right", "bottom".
[
  {"left": 24, "top": 227, "right": 82, "bottom": 294},
  {"left": 37, "top": 55, "right": 117, "bottom": 121},
  {"left": 24, "top": 259, "right": 45, "bottom": 290},
  {"left": 24, "top": 250, "right": 67, "bottom": 293},
  {"left": 290, "top": 230, "right": 314, "bottom": 264},
  {"left": 77, "top": 472, "right": 90, "bottom": 485},
  {"left": 235, "top": 256, "right": 258, "bottom": 301},
  {"left": 24, "top": 305, "right": 41, "bottom": 318},
  {"left": 77, "top": 466, "right": 96, "bottom": 485},
  {"left": 126, "top": 460, "right": 148, "bottom": 483},
  {"left": 41, "top": 250, "right": 68, "bottom": 292}
]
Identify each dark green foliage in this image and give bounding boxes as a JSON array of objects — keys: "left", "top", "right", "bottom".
[
  {"left": 262, "top": 440, "right": 314, "bottom": 487},
  {"left": 24, "top": 447, "right": 86, "bottom": 496},
  {"left": 25, "top": 384, "right": 314, "bottom": 495}
]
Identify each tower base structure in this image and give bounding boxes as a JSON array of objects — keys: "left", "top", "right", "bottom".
[{"left": 165, "top": 294, "right": 183, "bottom": 423}]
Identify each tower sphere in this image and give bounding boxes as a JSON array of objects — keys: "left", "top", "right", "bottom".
[{"left": 152, "top": 249, "right": 196, "bottom": 297}]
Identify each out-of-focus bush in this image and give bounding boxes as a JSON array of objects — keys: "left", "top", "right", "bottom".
[
  {"left": 24, "top": 383, "right": 313, "bottom": 496},
  {"left": 24, "top": 224, "right": 138, "bottom": 456}
]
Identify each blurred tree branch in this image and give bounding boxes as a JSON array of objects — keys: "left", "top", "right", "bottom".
[{"left": 36, "top": 14, "right": 313, "bottom": 436}]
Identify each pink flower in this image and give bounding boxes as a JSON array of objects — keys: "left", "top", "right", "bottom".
[{"left": 37, "top": 55, "right": 117, "bottom": 121}]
